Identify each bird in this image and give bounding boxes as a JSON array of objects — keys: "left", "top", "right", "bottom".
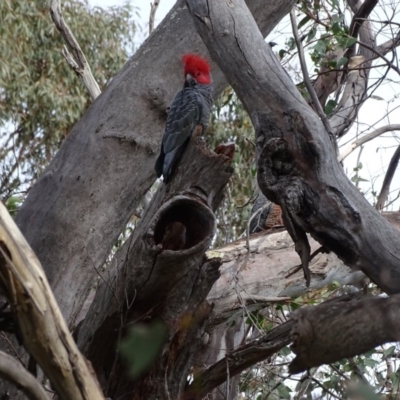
[{"left": 155, "top": 54, "right": 213, "bottom": 182}]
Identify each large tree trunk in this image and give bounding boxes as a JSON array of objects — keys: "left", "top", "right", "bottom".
[
  {"left": 14, "top": 0, "right": 296, "bottom": 328},
  {"left": 186, "top": 0, "right": 400, "bottom": 294},
  {"left": 3, "top": 0, "right": 400, "bottom": 398},
  {"left": 0, "top": 1, "right": 295, "bottom": 396}
]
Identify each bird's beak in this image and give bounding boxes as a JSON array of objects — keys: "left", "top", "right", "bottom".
[{"left": 185, "top": 73, "right": 195, "bottom": 85}]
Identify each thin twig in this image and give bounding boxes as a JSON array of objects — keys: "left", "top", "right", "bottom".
[
  {"left": 309, "top": 375, "right": 342, "bottom": 400},
  {"left": 50, "top": 0, "right": 101, "bottom": 100},
  {"left": 290, "top": 10, "right": 333, "bottom": 137},
  {"left": 149, "top": 0, "right": 160, "bottom": 35}
]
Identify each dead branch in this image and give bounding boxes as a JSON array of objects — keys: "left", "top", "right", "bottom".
[
  {"left": 50, "top": 0, "right": 101, "bottom": 100},
  {"left": 184, "top": 293, "right": 400, "bottom": 398},
  {"left": 289, "top": 293, "right": 400, "bottom": 373},
  {"left": 0, "top": 202, "right": 104, "bottom": 400},
  {"left": 186, "top": 0, "right": 400, "bottom": 294},
  {"left": 339, "top": 124, "right": 400, "bottom": 161},
  {"left": 376, "top": 30, "right": 400, "bottom": 56},
  {"left": 0, "top": 350, "right": 49, "bottom": 400},
  {"left": 375, "top": 145, "right": 400, "bottom": 211},
  {"left": 76, "top": 134, "right": 234, "bottom": 398},
  {"left": 149, "top": 0, "right": 160, "bottom": 35}
]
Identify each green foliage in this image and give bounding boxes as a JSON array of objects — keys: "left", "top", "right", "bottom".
[
  {"left": 120, "top": 321, "right": 168, "bottom": 379},
  {"left": 0, "top": 0, "right": 136, "bottom": 199}
]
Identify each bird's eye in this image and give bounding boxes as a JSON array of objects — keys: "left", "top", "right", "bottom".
[{"left": 196, "top": 72, "right": 201, "bottom": 76}]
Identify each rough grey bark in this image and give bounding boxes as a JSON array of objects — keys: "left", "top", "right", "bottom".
[
  {"left": 191, "top": 211, "right": 398, "bottom": 400},
  {"left": 185, "top": 292, "right": 400, "bottom": 399},
  {"left": 5, "top": 0, "right": 400, "bottom": 399},
  {"left": 14, "top": 0, "right": 296, "bottom": 329},
  {"left": 1, "top": 0, "right": 296, "bottom": 397},
  {"left": 186, "top": 0, "right": 400, "bottom": 294},
  {"left": 75, "top": 133, "right": 233, "bottom": 398}
]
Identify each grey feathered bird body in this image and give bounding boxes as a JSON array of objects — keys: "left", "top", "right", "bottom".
[{"left": 155, "top": 81, "right": 213, "bottom": 182}]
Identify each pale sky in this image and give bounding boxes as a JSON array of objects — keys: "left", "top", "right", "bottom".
[{"left": 90, "top": 0, "right": 400, "bottom": 209}]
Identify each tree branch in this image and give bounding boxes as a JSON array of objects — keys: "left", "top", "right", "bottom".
[
  {"left": 290, "top": 10, "right": 333, "bottom": 137},
  {"left": 356, "top": 38, "right": 400, "bottom": 76},
  {"left": 376, "top": 30, "right": 400, "bottom": 57},
  {"left": 0, "top": 350, "right": 49, "bottom": 400},
  {"left": 0, "top": 202, "right": 104, "bottom": 400},
  {"left": 345, "top": 0, "right": 379, "bottom": 61},
  {"left": 185, "top": 0, "right": 400, "bottom": 294},
  {"left": 375, "top": 145, "right": 400, "bottom": 211},
  {"left": 50, "top": 0, "right": 101, "bottom": 100},
  {"left": 185, "top": 293, "right": 400, "bottom": 398},
  {"left": 339, "top": 124, "right": 400, "bottom": 161},
  {"left": 327, "top": 0, "right": 376, "bottom": 137},
  {"left": 76, "top": 134, "right": 233, "bottom": 398},
  {"left": 149, "top": 0, "right": 160, "bottom": 35}
]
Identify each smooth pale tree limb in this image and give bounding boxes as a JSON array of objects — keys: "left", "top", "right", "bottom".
[
  {"left": 149, "top": 0, "right": 160, "bottom": 35},
  {"left": 329, "top": 55, "right": 367, "bottom": 135},
  {"left": 309, "top": 0, "right": 377, "bottom": 125},
  {"left": 206, "top": 230, "right": 365, "bottom": 326},
  {"left": 50, "top": 0, "right": 101, "bottom": 100},
  {"left": 329, "top": 0, "right": 376, "bottom": 137},
  {"left": 375, "top": 145, "right": 400, "bottom": 210},
  {"left": 0, "top": 350, "right": 49, "bottom": 400},
  {"left": 339, "top": 124, "right": 400, "bottom": 161},
  {"left": 376, "top": 31, "right": 400, "bottom": 55},
  {"left": 345, "top": 0, "right": 378, "bottom": 61},
  {"left": 185, "top": 0, "right": 400, "bottom": 293},
  {"left": 0, "top": 202, "right": 104, "bottom": 400}
]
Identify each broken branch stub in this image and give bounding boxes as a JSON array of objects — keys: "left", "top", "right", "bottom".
[{"left": 76, "top": 135, "right": 234, "bottom": 398}]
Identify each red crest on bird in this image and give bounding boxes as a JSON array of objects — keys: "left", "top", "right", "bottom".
[{"left": 182, "top": 53, "right": 212, "bottom": 85}]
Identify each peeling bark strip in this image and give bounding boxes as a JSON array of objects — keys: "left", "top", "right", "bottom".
[
  {"left": 186, "top": 0, "right": 400, "bottom": 294},
  {"left": 0, "top": 202, "right": 104, "bottom": 400},
  {"left": 76, "top": 136, "right": 234, "bottom": 398}
]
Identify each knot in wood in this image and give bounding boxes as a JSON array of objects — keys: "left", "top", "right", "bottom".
[
  {"left": 261, "top": 138, "right": 293, "bottom": 175},
  {"left": 147, "top": 87, "right": 168, "bottom": 115}
]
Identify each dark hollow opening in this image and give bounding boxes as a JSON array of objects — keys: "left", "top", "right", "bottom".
[{"left": 154, "top": 198, "right": 214, "bottom": 251}]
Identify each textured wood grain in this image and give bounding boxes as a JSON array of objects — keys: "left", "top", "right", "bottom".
[
  {"left": 186, "top": 0, "right": 400, "bottom": 294},
  {"left": 14, "top": 0, "right": 296, "bottom": 329}
]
